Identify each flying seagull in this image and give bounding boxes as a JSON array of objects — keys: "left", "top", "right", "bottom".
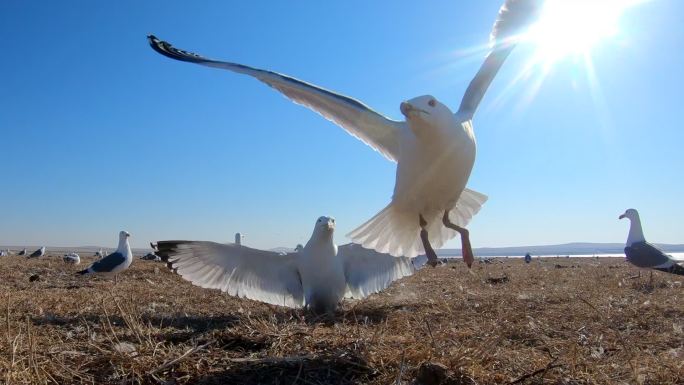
[
  {"left": 29, "top": 246, "right": 46, "bottom": 258},
  {"left": 63, "top": 253, "right": 81, "bottom": 265},
  {"left": 78, "top": 231, "right": 133, "bottom": 282},
  {"left": 156, "top": 216, "right": 417, "bottom": 314},
  {"left": 147, "top": 0, "right": 540, "bottom": 265},
  {"left": 620, "top": 209, "right": 684, "bottom": 275}
]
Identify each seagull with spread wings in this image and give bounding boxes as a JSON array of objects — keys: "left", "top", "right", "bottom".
[
  {"left": 148, "top": 0, "right": 540, "bottom": 265},
  {"left": 156, "top": 217, "right": 416, "bottom": 314}
]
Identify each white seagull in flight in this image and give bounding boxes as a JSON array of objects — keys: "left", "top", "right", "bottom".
[
  {"left": 148, "top": 0, "right": 540, "bottom": 264},
  {"left": 156, "top": 216, "right": 416, "bottom": 314}
]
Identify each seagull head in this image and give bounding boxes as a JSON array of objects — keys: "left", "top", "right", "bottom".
[
  {"left": 313, "top": 216, "right": 336, "bottom": 234},
  {"left": 619, "top": 208, "right": 639, "bottom": 221},
  {"left": 401, "top": 95, "right": 454, "bottom": 130},
  {"left": 119, "top": 230, "right": 131, "bottom": 239}
]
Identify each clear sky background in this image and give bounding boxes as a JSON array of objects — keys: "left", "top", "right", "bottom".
[{"left": 1, "top": 1, "right": 682, "bottom": 250}]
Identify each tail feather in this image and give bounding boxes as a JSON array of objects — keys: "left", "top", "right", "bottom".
[
  {"left": 76, "top": 269, "right": 89, "bottom": 275},
  {"left": 655, "top": 263, "right": 684, "bottom": 276},
  {"left": 348, "top": 188, "right": 487, "bottom": 258}
]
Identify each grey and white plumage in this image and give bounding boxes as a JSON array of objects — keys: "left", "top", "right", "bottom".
[
  {"left": 0, "top": 250, "right": 7, "bottom": 257},
  {"left": 78, "top": 231, "right": 133, "bottom": 276},
  {"left": 156, "top": 216, "right": 417, "bottom": 313},
  {"left": 235, "top": 233, "right": 244, "bottom": 246},
  {"left": 147, "top": 0, "right": 540, "bottom": 259},
  {"left": 63, "top": 253, "right": 81, "bottom": 265},
  {"left": 28, "top": 246, "right": 46, "bottom": 258},
  {"left": 620, "top": 209, "right": 684, "bottom": 275},
  {"left": 141, "top": 252, "right": 162, "bottom": 261},
  {"left": 17, "top": 248, "right": 27, "bottom": 256}
]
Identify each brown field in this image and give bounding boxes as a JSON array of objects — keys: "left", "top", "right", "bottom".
[{"left": 0, "top": 255, "right": 682, "bottom": 385}]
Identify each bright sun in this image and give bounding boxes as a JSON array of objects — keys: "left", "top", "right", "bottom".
[{"left": 526, "top": 0, "right": 645, "bottom": 64}]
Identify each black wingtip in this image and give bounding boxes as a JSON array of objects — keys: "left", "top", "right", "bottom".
[
  {"left": 76, "top": 269, "right": 88, "bottom": 275},
  {"left": 156, "top": 240, "right": 183, "bottom": 273},
  {"left": 146, "top": 35, "right": 209, "bottom": 64}
]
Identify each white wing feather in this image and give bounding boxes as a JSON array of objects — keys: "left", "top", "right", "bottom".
[
  {"left": 149, "top": 36, "right": 404, "bottom": 162},
  {"left": 160, "top": 241, "right": 304, "bottom": 308},
  {"left": 339, "top": 243, "right": 415, "bottom": 299},
  {"left": 458, "top": 0, "right": 542, "bottom": 118}
]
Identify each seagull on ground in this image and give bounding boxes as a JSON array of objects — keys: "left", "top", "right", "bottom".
[
  {"left": 157, "top": 216, "right": 417, "bottom": 314},
  {"left": 620, "top": 209, "right": 684, "bottom": 276},
  {"left": 234, "top": 233, "right": 244, "bottom": 246},
  {"left": 147, "top": 0, "right": 540, "bottom": 266},
  {"left": 78, "top": 231, "right": 133, "bottom": 282},
  {"left": 63, "top": 253, "right": 81, "bottom": 265},
  {"left": 29, "top": 246, "right": 46, "bottom": 258},
  {"left": 17, "top": 248, "right": 27, "bottom": 256}
]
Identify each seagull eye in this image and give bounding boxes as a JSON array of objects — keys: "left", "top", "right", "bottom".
[{"left": 428, "top": 99, "right": 436, "bottom": 107}]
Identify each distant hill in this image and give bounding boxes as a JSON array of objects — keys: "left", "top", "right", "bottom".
[{"left": 437, "top": 242, "right": 684, "bottom": 257}]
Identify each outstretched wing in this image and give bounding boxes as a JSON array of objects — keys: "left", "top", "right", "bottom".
[
  {"left": 148, "top": 35, "right": 404, "bottom": 162},
  {"left": 157, "top": 241, "right": 304, "bottom": 308},
  {"left": 458, "top": 0, "right": 542, "bottom": 119},
  {"left": 339, "top": 243, "right": 415, "bottom": 299}
]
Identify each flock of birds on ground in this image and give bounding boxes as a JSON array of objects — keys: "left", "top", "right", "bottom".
[{"left": 3, "top": 0, "right": 682, "bottom": 315}]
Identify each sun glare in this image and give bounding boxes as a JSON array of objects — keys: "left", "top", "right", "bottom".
[{"left": 527, "top": 0, "right": 644, "bottom": 64}]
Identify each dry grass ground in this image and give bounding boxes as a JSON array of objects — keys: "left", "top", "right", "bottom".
[{"left": 0, "top": 255, "right": 682, "bottom": 385}]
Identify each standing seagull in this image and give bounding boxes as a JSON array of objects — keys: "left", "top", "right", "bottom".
[
  {"left": 147, "top": 0, "right": 540, "bottom": 265},
  {"left": 77, "top": 231, "right": 133, "bottom": 282},
  {"left": 620, "top": 209, "right": 684, "bottom": 275},
  {"left": 234, "top": 233, "right": 244, "bottom": 246},
  {"left": 29, "top": 246, "right": 46, "bottom": 258},
  {"left": 157, "top": 217, "right": 416, "bottom": 314},
  {"left": 17, "top": 248, "right": 27, "bottom": 256}
]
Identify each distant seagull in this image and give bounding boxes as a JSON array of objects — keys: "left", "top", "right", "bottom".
[
  {"left": 78, "top": 231, "right": 133, "bottom": 282},
  {"left": 295, "top": 244, "right": 304, "bottom": 252},
  {"left": 29, "top": 246, "right": 46, "bottom": 258},
  {"left": 157, "top": 216, "right": 416, "bottom": 314},
  {"left": 94, "top": 248, "right": 105, "bottom": 259},
  {"left": 620, "top": 209, "right": 684, "bottom": 275},
  {"left": 524, "top": 253, "right": 532, "bottom": 263},
  {"left": 0, "top": 250, "right": 7, "bottom": 257},
  {"left": 63, "top": 253, "right": 81, "bottom": 265},
  {"left": 17, "top": 248, "right": 27, "bottom": 256},
  {"left": 150, "top": 242, "right": 158, "bottom": 251},
  {"left": 147, "top": 0, "right": 540, "bottom": 265},
  {"left": 234, "top": 233, "right": 244, "bottom": 246},
  {"left": 141, "top": 252, "right": 162, "bottom": 261}
]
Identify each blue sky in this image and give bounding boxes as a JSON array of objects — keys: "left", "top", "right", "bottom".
[{"left": 1, "top": 1, "right": 682, "bottom": 250}]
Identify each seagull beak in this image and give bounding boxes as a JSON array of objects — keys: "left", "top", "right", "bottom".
[
  {"left": 619, "top": 214, "right": 626, "bottom": 220},
  {"left": 400, "top": 102, "right": 428, "bottom": 117},
  {"left": 326, "top": 221, "right": 335, "bottom": 231}
]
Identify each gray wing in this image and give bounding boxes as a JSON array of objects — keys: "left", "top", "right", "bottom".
[
  {"left": 90, "top": 251, "right": 126, "bottom": 272},
  {"left": 157, "top": 241, "right": 304, "bottom": 308},
  {"left": 148, "top": 35, "right": 403, "bottom": 162},
  {"left": 339, "top": 243, "right": 415, "bottom": 299},
  {"left": 458, "top": 0, "right": 541, "bottom": 118},
  {"left": 624, "top": 242, "right": 671, "bottom": 268},
  {"left": 28, "top": 248, "right": 42, "bottom": 258}
]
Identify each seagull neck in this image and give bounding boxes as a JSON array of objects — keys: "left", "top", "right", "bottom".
[
  {"left": 117, "top": 238, "right": 131, "bottom": 255},
  {"left": 627, "top": 217, "right": 646, "bottom": 245},
  {"left": 307, "top": 230, "right": 334, "bottom": 248}
]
